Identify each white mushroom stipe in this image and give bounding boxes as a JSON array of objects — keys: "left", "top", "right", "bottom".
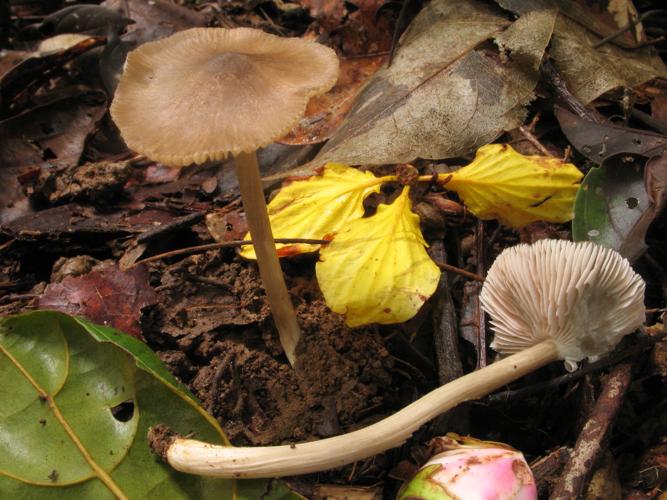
[
  {"left": 480, "top": 239, "right": 645, "bottom": 371},
  {"left": 160, "top": 240, "right": 646, "bottom": 478}
]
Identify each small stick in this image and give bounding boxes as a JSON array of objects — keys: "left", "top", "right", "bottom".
[
  {"left": 629, "top": 107, "right": 667, "bottom": 136},
  {"left": 518, "top": 125, "right": 552, "bottom": 157},
  {"left": 541, "top": 60, "right": 604, "bottom": 124},
  {"left": 120, "top": 0, "right": 131, "bottom": 18},
  {"left": 550, "top": 362, "right": 634, "bottom": 499},
  {"left": 487, "top": 331, "right": 667, "bottom": 403},
  {"left": 433, "top": 260, "right": 484, "bottom": 282},
  {"left": 132, "top": 238, "right": 330, "bottom": 267},
  {"left": 137, "top": 213, "right": 204, "bottom": 244},
  {"left": 591, "top": 10, "right": 666, "bottom": 49}
]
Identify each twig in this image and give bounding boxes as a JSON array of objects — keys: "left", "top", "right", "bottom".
[
  {"left": 475, "top": 220, "right": 488, "bottom": 367},
  {"left": 433, "top": 260, "right": 484, "bottom": 282},
  {"left": 487, "top": 331, "right": 667, "bottom": 403},
  {"left": 518, "top": 125, "right": 552, "bottom": 156},
  {"left": 430, "top": 251, "right": 469, "bottom": 434},
  {"left": 629, "top": 107, "right": 667, "bottom": 136},
  {"left": 541, "top": 60, "right": 604, "bottom": 124},
  {"left": 137, "top": 213, "right": 205, "bottom": 244},
  {"left": 0, "top": 293, "right": 38, "bottom": 305},
  {"left": 132, "top": 238, "right": 329, "bottom": 267},
  {"left": 592, "top": 10, "right": 667, "bottom": 49},
  {"left": 549, "top": 361, "right": 634, "bottom": 499}
]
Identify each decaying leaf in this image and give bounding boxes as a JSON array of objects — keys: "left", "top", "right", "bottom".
[
  {"left": 555, "top": 107, "right": 667, "bottom": 163},
  {"left": 102, "top": 0, "right": 208, "bottom": 46},
  {"left": 38, "top": 264, "right": 158, "bottom": 337},
  {"left": 316, "top": 187, "right": 440, "bottom": 327},
  {"left": 299, "top": 0, "right": 393, "bottom": 55},
  {"left": 573, "top": 153, "right": 667, "bottom": 262},
  {"left": 497, "top": 0, "right": 646, "bottom": 47},
  {"left": 0, "top": 38, "right": 104, "bottom": 113},
  {"left": 551, "top": 15, "right": 666, "bottom": 105},
  {"left": 0, "top": 90, "right": 108, "bottom": 223},
  {"left": 497, "top": 0, "right": 667, "bottom": 105},
  {"left": 240, "top": 163, "right": 386, "bottom": 259},
  {"left": 314, "top": 0, "right": 556, "bottom": 165},
  {"left": 444, "top": 144, "right": 583, "bottom": 227},
  {"left": 26, "top": 4, "right": 133, "bottom": 37}
]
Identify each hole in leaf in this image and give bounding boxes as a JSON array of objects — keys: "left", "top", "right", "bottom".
[
  {"left": 42, "top": 147, "right": 57, "bottom": 160},
  {"left": 626, "top": 197, "right": 639, "bottom": 209},
  {"left": 632, "top": 138, "right": 642, "bottom": 145},
  {"left": 110, "top": 400, "right": 135, "bottom": 422},
  {"left": 344, "top": 1, "right": 359, "bottom": 13}
]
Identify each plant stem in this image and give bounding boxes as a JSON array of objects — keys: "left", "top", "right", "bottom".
[
  {"left": 165, "top": 340, "right": 560, "bottom": 478},
  {"left": 234, "top": 151, "right": 300, "bottom": 366}
]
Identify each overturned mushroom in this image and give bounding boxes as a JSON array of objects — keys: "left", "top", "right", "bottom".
[
  {"left": 152, "top": 239, "right": 645, "bottom": 477},
  {"left": 111, "top": 28, "right": 339, "bottom": 365}
]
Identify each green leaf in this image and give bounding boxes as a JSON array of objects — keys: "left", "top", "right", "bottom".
[
  {"left": 572, "top": 154, "right": 649, "bottom": 262},
  {"left": 0, "top": 310, "right": 301, "bottom": 499}
]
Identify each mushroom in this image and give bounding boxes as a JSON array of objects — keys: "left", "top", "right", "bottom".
[
  {"left": 110, "top": 28, "right": 339, "bottom": 365},
  {"left": 151, "top": 239, "right": 645, "bottom": 477}
]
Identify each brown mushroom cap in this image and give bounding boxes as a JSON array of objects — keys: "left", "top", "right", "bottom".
[
  {"left": 110, "top": 28, "right": 339, "bottom": 165},
  {"left": 480, "top": 239, "right": 645, "bottom": 370}
]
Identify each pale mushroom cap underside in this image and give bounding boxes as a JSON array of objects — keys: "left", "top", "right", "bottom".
[
  {"left": 110, "top": 28, "right": 339, "bottom": 166},
  {"left": 480, "top": 239, "right": 645, "bottom": 369}
]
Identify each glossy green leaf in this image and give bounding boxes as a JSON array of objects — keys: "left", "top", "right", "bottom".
[
  {"left": 572, "top": 154, "right": 649, "bottom": 262},
  {"left": 0, "top": 310, "right": 301, "bottom": 499}
]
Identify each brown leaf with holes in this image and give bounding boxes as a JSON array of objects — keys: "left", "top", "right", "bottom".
[{"left": 38, "top": 264, "right": 157, "bottom": 337}]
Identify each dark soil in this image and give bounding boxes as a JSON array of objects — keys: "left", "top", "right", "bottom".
[{"left": 144, "top": 251, "right": 405, "bottom": 449}]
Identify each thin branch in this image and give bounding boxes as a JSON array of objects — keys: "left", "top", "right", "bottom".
[
  {"left": 487, "top": 331, "right": 667, "bottom": 403},
  {"left": 433, "top": 260, "right": 484, "bottom": 282},
  {"left": 592, "top": 10, "right": 667, "bottom": 48},
  {"left": 131, "top": 238, "right": 330, "bottom": 267}
]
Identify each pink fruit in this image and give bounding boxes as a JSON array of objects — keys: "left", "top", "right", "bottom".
[{"left": 398, "top": 434, "right": 537, "bottom": 500}]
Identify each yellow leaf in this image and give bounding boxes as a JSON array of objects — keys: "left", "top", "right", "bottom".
[
  {"left": 444, "top": 144, "right": 583, "bottom": 227},
  {"left": 316, "top": 187, "right": 441, "bottom": 327},
  {"left": 240, "top": 163, "right": 386, "bottom": 259}
]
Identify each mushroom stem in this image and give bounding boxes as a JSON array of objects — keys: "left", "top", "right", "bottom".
[
  {"left": 165, "top": 340, "right": 560, "bottom": 478},
  {"left": 234, "top": 151, "right": 300, "bottom": 366}
]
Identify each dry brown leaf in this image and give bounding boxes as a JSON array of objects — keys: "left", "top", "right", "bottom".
[
  {"left": 314, "top": 0, "right": 556, "bottom": 165},
  {"left": 38, "top": 264, "right": 157, "bottom": 337},
  {"left": 0, "top": 90, "right": 107, "bottom": 222},
  {"left": 497, "top": 0, "right": 667, "bottom": 104}
]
